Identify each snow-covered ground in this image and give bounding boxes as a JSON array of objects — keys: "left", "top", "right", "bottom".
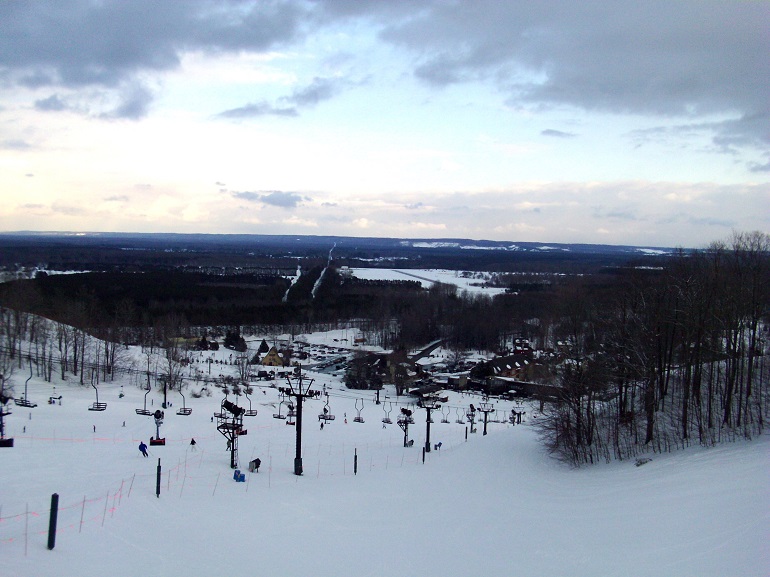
[
  {"left": 1, "top": 332, "right": 768, "bottom": 577},
  {"left": 348, "top": 268, "right": 509, "bottom": 296}
]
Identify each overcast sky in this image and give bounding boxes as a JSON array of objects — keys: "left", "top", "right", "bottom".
[{"left": 1, "top": 1, "right": 768, "bottom": 248}]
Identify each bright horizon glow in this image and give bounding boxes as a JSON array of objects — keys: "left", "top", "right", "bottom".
[{"left": 0, "top": 1, "right": 768, "bottom": 248}]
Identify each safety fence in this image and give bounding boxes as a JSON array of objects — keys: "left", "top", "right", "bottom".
[
  {"left": 1, "top": 421, "right": 515, "bottom": 555},
  {"left": 0, "top": 475, "right": 132, "bottom": 555}
]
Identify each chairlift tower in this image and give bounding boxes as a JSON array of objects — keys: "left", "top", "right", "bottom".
[
  {"left": 420, "top": 395, "right": 441, "bottom": 453},
  {"left": 216, "top": 399, "right": 245, "bottom": 468},
  {"left": 478, "top": 399, "right": 494, "bottom": 435},
  {"left": 280, "top": 366, "right": 320, "bottom": 476},
  {"left": 466, "top": 405, "right": 477, "bottom": 433},
  {"left": 397, "top": 407, "right": 414, "bottom": 448}
]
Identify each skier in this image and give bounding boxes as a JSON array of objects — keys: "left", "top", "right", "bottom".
[
  {"left": 190, "top": 438, "right": 197, "bottom": 451},
  {"left": 139, "top": 441, "right": 148, "bottom": 457},
  {"left": 254, "top": 458, "right": 261, "bottom": 472}
]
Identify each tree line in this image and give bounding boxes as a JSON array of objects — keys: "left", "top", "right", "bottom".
[
  {"left": 537, "top": 232, "right": 769, "bottom": 464},
  {"left": 0, "top": 232, "right": 767, "bottom": 464}
]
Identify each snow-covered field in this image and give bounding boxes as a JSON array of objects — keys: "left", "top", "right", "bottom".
[
  {"left": 1, "top": 332, "right": 768, "bottom": 577},
  {"left": 348, "top": 268, "right": 509, "bottom": 296}
]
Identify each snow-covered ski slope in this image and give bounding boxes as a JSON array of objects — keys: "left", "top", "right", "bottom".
[{"left": 1, "top": 338, "right": 768, "bottom": 576}]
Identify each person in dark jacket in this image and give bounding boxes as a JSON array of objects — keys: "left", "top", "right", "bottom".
[{"left": 139, "top": 441, "right": 148, "bottom": 457}]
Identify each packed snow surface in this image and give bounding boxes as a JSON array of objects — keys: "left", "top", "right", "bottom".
[{"left": 1, "top": 333, "right": 768, "bottom": 577}]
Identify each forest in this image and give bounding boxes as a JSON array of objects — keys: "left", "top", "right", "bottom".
[{"left": 0, "top": 231, "right": 768, "bottom": 465}]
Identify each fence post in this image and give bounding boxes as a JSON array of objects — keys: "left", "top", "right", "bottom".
[{"left": 47, "top": 493, "right": 59, "bottom": 550}]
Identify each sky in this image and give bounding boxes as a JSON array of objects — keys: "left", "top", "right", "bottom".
[{"left": 0, "top": 0, "right": 768, "bottom": 248}]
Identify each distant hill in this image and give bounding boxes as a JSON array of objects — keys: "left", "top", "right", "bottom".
[{"left": 0, "top": 231, "right": 678, "bottom": 275}]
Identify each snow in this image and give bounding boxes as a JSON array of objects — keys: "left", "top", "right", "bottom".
[
  {"left": 349, "top": 268, "right": 509, "bottom": 295},
  {"left": 1, "top": 335, "right": 768, "bottom": 576}
]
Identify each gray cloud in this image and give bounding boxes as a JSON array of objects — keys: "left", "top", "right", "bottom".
[
  {"left": 541, "top": 129, "right": 576, "bottom": 138},
  {"left": 233, "top": 190, "right": 307, "bottom": 208},
  {"left": 219, "top": 101, "right": 298, "bottom": 119},
  {"left": 34, "top": 94, "right": 68, "bottom": 111},
  {"left": 1, "top": 139, "right": 31, "bottom": 150},
  {"left": 748, "top": 159, "right": 770, "bottom": 173},
  {"left": 219, "top": 76, "right": 345, "bottom": 119},
  {"left": 0, "top": 1, "right": 307, "bottom": 86},
  {"left": 0, "top": 0, "right": 309, "bottom": 116},
  {"left": 284, "top": 76, "right": 341, "bottom": 106},
  {"left": 100, "top": 82, "right": 154, "bottom": 120},
  {"left": 51, "top": 202, "right": 85, "bottom": 216},
  {"left": 378, "top": 1, "right": 770, "bottom": 157},
  {"left": 105, "top": 195, "right": 130, "bottom": 202},
  {"left": 2, "top": 0, "right": 767, "bottom": 163}
]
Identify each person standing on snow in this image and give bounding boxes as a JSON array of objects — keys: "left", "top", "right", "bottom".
[
  {"left": 139, "top": 441, "right": 148, "bottom": 457},
  {"left": 190, "top": 438, "right": 197, "bottom": 451}
]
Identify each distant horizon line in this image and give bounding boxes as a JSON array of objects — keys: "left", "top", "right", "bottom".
[{"left": 0, "top": 229, "right": 686, "bottom": 250}]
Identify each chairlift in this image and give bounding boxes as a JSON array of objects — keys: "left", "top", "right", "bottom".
[
  {"left": 440, "top": 406, "right": 450, "bottom": 423},
  {"left": 286, "top": 401, "right": 296, "bottom": 418},
  {"left": 118, "top": 385, "right": 124, "bottom": 399},
  {"left": 136, "top": 384, "right": 153, "bottom": 416},
  {"left": 455, "top": 407, "right": 465, "bottom": 424},
  {"left": 14, "top": 363, "right": 37, "bottom": 408},
  {"left": 353, "top": 398, "right": 365, "bottom": 423},
  {"left": 176, "top": 390, "right": 192, "bottom": 416},
  {"left": 273, "top": 394, "right": 286, "bottom": 420},
  {"left": 381, "top": 401, "right": 393, "bottom": 425},
  {"left": 88, "top": 382, "right": 107, "bottom": 411},
  {"left": 318, "top": 392, "right": 335, "bottom": 422},
  {"left": 243, "top": 388, "right": 258, "bottom": 417}
]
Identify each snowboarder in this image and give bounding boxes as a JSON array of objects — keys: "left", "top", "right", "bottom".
[
  {"left": 190, "top": 438, "right": 197, "bottom": 451},
  {"left": 139, "top": 441, "right": 148, "bottom": 457},
  {"left": 254, "top": 458, "right": 261, "bottom": 472}
]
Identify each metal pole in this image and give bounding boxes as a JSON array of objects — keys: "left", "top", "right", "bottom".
[
  {"left": 425, "top": 407, "right": 432, "bottom": 453},
  {"left": 294, "top": 393, "right": 303, "bottom": 475},
  {"left": 47, "top": 493, "right": 59, "bottom": 550},
  {"left": 156, "top": 458, "right": 161, "bottom": 498},
  {"left": 354, "top": 448, "right": 358, "bottom": 475}
]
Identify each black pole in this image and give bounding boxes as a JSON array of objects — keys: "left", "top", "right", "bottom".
[
  {"left": 156, "top": 458, "right": 161, "bottom": 498},
  {"left": 354, "top": 448, "right": 358, "bottom": 475},
  {"left": 465, "top": 426, "right": 468, "bottom": 441},
  {"left": 483, "top": 411, "right": 489, "bottom": 436},
  {"left": 422, "top": 446, "right": 426, "bottom": 463},
  {"left": 294, "top": 394, "right": 303, "bottom": 476},
  {"left": 425, "top": 408, "right": 432, "bottom": 453},
  {"left": 47, "top": 493, "right": 59, "bottom": 550}
]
